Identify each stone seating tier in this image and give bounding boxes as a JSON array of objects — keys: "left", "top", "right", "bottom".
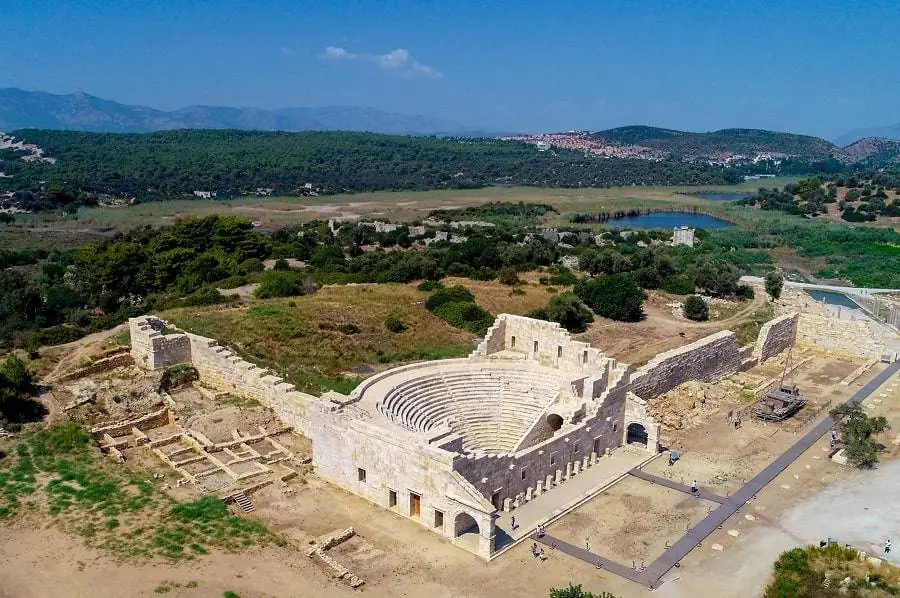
[{"left": 375, "top": 365, "right": 562, "bottom": 454}]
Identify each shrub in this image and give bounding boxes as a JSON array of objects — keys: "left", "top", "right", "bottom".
[
  {"left": 385, "top": 313, "right": 407, "bottom": 333},
  {"left": 574, "top": 274, "right": 644, "bottom": 322},
  {"left": 498, "top": 267, "right": 520, "bottom": 285},
  {"left": 340, "top": 323, "right": 360, "bottom": 335},
  {"left": 425, "top": 285, "right": 493, "bottom": 335},
  {"left": 735, "top": 284, "right": 755, "bottom": 300},
  {"left": 470, "top": 267, "right": 497, "bottom": 281},
  {"left": 182, "top": 286, "right": 231, "bottom": 307},
  {"left": 527, "top": 293, "right": 594, "bottom": 333},
  {"left": 547, "top": 266, "right": 578, "bottom": 286},
  {"left": 764, "top": 271, "right": 784, "bottom": 300},
  {"left": 417, "top": 280, "right": 444, "bottom": 292},
  {"left": 238, "top": 258, "right": 265, "bottom": 274},
  {"left": 694, "top": 258, "right": 740, "bottom": 298},
  {"left": 683, "top": 295, "right": 709, "bottom": 321},
  {"left": 660, "top": 275, "right": 695, "bottom": 295},
  {"left": 273, "top": 258, "right": 291, "bottom": 271},
  {"left": 254, "top": 272, "right": 316, "bottom": 299},
  {"left": 30, "top": 324, "right": 85, "bottom": 347}
]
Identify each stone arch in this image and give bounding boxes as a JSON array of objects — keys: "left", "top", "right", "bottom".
[
  {"left": 546, "top": 413, "right": 564, "bottom": 431},
  {"left": 454, "top": 511, "right": 480, "bottom": 537},
  {"left": 626, "top": 422, "right": 648, "bottom": 447}
]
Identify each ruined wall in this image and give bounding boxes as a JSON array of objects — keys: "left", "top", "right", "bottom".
[
  {"left": 452, "top": 384, "right": 629, "bottom": 508},
  {"left": 129, "top": 316, "right": 191, "bottom": 369},
  {"left": 186, "top": 334, "right": 318, "bottom": 437},
  {"left": 90, "top": 406, "right": 172, "bottom": 439},
  {"left": 471, "top": 314, "right": 616, "bottom": 375},
  {"left": 623, "top": 393, "right": 661, "bottom": 450},
  {"left": 752, "top": 313, "right": 799, "bottom": 363},
  {"left": 630, "top": 331, "right": 744, "bottom": 400},
  {"left": 57, "top": 351, "right": 134, "bottom": 383},
  {"left": 778, "top": 291, "right": 883, "bottom": 359}
]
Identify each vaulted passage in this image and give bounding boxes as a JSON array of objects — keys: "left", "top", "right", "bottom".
[
  {"left": 454, "top": 512, "right": 480, "bottom": 538},
  {"left": 626, "top": 423, "right": 648, "bottom": 447}
]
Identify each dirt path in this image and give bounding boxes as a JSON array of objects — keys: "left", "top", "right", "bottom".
[{"left": 42, "top": 323, "right": 128, "bottom": 384}]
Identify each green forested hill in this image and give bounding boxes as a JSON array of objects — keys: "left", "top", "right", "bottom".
[
  {"left": 593, "top": 126, "right": 841, "bottom": 160},
  {"left": 1, "top": 129, "right": 742, "bottom": 201}
]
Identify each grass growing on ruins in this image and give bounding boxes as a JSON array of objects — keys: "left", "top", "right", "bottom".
[
  {"left": 733, "top": 302, "right": 775, "bottom": 346},
  {"left": 764, "top": 544, "right": 900, "bottom": 597},
  {"left": 163, "top": 284, "right": 476, "bottom": 394},
  {"left": 0, "top": 422, "right": 277, "bottom": 561}
]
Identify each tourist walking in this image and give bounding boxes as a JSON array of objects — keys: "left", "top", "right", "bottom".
[
  {"left": 886, "top": 539, "right": 892, "bottom": 555},
  {"left": 585, "top": 538, "right": 590, "bottom": 552},
  {"left": 511, "top": 515, "right": 517, "bottom": 530},
  {"left": 531, "top": 542, "right": 539, "bottom": 558},
  {"left": 690, "top": 479, "right": 698, "bottom": 494}
]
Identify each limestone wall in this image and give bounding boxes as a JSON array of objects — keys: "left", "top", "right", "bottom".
[
  {"left": 452, "top": 383, "right": 629, "bottom": 508},
  {"left": 753, "top": 313, "right": 799, "bottom": 362},
  {"left": 630, "top": 331, "right": 744, "bottom": 400},
  {"left": 129, "top": 316, "right": 191, "bottom": 369},
  {"left": 186, "top": 334, "right": 319, "bottom": 437},
  {"left": 57, "top": 351, "right": 134, "bottom": 382},
  {"left": 471, "top": 314, "right": 616, "bottom": 375},
  {"left": 311, "top": 405, "right": 496, "bottom": 557},
  {"left": 778, "top": 291, "right": 883, "bottom": 359},
  {"left": 90, "top": 406, "right": 172, "bottom": 439}
]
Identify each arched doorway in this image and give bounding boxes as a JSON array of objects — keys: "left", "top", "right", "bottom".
[
  {"left": 454, "top": 512, "right": 480, "bottom": 537},
  {"left": 546, "top": 413, "right": 564, "bottom": 432},
  {"left": 626, "top": 423, "right": 648, "bottom": 447}
]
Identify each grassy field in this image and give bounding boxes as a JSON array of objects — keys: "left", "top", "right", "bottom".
[
  {"left": 0, "top": 422, "right": 277, "bottom": 561},
  {"left": 162, "top": 279, "right": 561, "bottom": 395},
  {"left": 0, "top": 179, "right": 804, "bottom": 249}
]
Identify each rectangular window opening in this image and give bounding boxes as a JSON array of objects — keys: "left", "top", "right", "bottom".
[
  {"left": 583, "top": 350, "right": 588, "bottom": 364},
  {"left": 388, "top": 489, "right": 397, "bottom": 508},
  {"left": 520, "top": 467, "right": 527, "bottom": 481},
  {"left": 557, "top": 346, "right": 563, "bottom": 359},
  {"left": 533, "top": 340, "right": 539, "bottom": 354},
  {"left": 511, "top": 335, "right": 516, "bottom": 348},
  {"left": 357, "top": 468, "right": 367, "bottom": 483},
  {"left": 434, "top": 510, "right": 444, "bottom": 529}
]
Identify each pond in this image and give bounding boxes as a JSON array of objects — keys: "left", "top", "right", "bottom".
[
  {"left": 605, "top": 211, "right": 732, "bottom": 230},
  {"left": 805, "top": 290, "right": 863, "bottom": 310},
  {"left": 692, "top": 192, "right": 749, "bottom": 202}
]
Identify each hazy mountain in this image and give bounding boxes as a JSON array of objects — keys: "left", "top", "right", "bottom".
[
  {"left": 834, "top": 123, "right": 900, "bottom": 146},
  {"left": 841, "top": 137, "right": 900, "bottom": 165},
  {"left": 593, "top": 126, "right": 842, "bottom": 161},
  {"left": 0, "top": 88, "right": 486, "bottom": 136}
]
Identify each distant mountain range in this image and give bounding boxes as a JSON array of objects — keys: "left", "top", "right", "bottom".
[
  {"left": 0, "top": 88, "right": 489, "bottom": 136},
  {"left": 834, "top": 123, "right": 900, "bottom": 146}
]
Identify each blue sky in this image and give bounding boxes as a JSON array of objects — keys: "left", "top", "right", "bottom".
[{"left": 1, "top": 0, "right": 898, "bottom": 139}]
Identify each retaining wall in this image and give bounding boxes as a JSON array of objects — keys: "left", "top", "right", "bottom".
[
  {"left": 630, "top": 331, "right": 745, "bottom": 400},
  {"left": 57, "top": 352, "right": 135, "bottom": 382},
  {"left": 753, "top": 313, "right": 799, "bottom": 362},
  {"left": 90, "top": 406, "right": 172, "bottom": 439}
]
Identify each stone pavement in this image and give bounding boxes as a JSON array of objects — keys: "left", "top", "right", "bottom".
[{"left": 493, "top": 447, "right": 654, "bottom": 551}]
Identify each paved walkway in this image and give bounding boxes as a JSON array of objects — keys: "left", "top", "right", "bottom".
[
  {"left": 493, "top": 448, "right": 652, "bottom": 550},
  {"left": 627, "top": 468, "right": 726, "bottom": 504},
  {"left": 543, "top": 362, "right": 900, "bottom": 589}
]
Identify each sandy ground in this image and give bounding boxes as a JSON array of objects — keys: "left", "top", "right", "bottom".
[{"left": 549, "top": 476, "right": 716, "bottom": 564}]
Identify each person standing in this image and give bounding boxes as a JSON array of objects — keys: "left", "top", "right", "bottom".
[
  {"left": 510, "top": 515, "right": 517, "bottom": 530},
  {"left": 886, "top": 539, "right": 892, "bottom": 555},
  {"left": 691, "top": 480, "right": 698, "bottom": 494}
]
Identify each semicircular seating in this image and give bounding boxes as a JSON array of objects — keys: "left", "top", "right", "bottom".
[{"left": 376, "top": 366, "right": 561, "bottom": 453}]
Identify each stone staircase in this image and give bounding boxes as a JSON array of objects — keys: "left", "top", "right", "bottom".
[{"left": 231, "top": 491, "right": 254, "bottom": 512}]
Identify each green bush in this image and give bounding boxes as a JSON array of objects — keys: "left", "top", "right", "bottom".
[
  {"left": 574, "top": 274, "right": 644, "bottom": 322},
  {"left": 30, "top": 324, "right": 86, "bottom": 347},
  {"left": 416, "top": 280, "right": 444, "bottom": 292},
  {"left": 683, "top": 295, "right": 709, "bottom": 321},
  {"left": 385, "top": 313, "right": 407, "bottom": 333},
  {"left": 764, "top": 271, "right": 784, "bottom": 300},
  {"left": 735, "top": 284, "right": 755, "bottom": 300},
  {"left": 425, "top": 285, "right": 493, "bottom": 335},
  {"left": 182, "top": 286, "right": 231, "bottom": 307},
  {"left": 254, "top": 272, "right": 315, "bottom": 299},
  {"left": 527, "top": 293, "right": 594, "bottom": 333},
  {"left": 660, "top": 275, "right": 695, "bottom": 295},
  {"left": 547, "top": 266, "right": 578, "bottom": 286}
]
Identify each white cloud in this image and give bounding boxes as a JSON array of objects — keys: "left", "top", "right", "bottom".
[{"left": 319, "top": 46, "right": 442, "bottom": 78}]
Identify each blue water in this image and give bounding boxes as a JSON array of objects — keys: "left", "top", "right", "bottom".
[
  {"left": 805, "top": 290, "right": 862, "bottom": 310},
  {"left": 605, "top": 211, "right": 732, "bottom": 230},
  {"left": 692, "top": 192, "right": 749, "bottom": 202}
]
